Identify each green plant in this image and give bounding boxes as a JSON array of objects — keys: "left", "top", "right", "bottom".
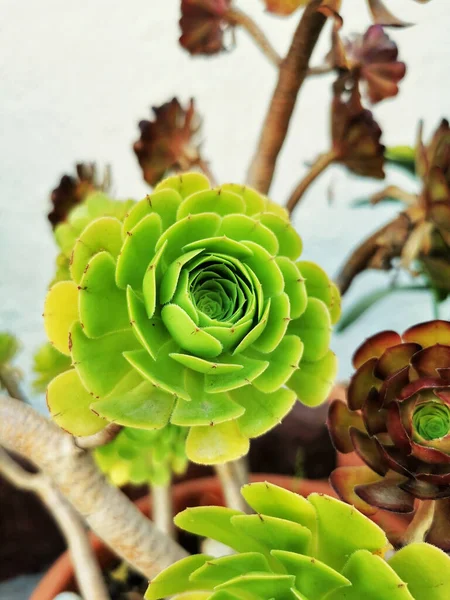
[
  {"left": 329, "top": 319, "right": 450, "bottom": 550},
  {"left": 94, "top": 425, "right": 188, "bottom": 488},
  {"left": 43, "top": 172, "right": 339, "bottom": 465},
  {"left": 145, "top": 481, "right": 450, "bottom": 600}
]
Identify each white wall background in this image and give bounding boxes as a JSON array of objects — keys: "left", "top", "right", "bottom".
[{"left": 1, "top": 0, "right": 449, "bottom": 413}]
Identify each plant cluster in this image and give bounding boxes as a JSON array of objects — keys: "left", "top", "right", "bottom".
[{"left": 2, "top": 2, "right": 450, "bottom": 600}]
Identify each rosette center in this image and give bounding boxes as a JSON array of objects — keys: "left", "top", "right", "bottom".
[{"left": 413, "top": 401, "right": 450, "bottom": 441}]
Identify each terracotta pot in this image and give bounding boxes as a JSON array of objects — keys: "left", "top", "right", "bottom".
[{"left": 31, "top": 474, "right": 408, "bottom": 600}]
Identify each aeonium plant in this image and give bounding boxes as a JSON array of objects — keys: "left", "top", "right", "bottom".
[
  {"left": 329, "top": 319, "right": 450, "bottom": 550},
  {"left": 44, "top": 172, "right": 339, "bottom": 466},
  {"left": 145, "top": 482, "right": 450, "bottom": 600}
]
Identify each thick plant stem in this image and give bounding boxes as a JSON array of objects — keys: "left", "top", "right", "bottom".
[
  {"left": 0, "top": 447, "right": 109, "bottom": 600},
  {"left": 246, "top": 1, "right": 327, "bottom": 193},
  {"left": 286, "top": 150, "right": 337, "bottom": 213},
  {"left": 0, "top": 395, "right": 187, "bottom": 578},
  {"left": 152, "top": 482, "right": 175, "bottom": 538},
  {"left": 402, "top": 500, "right": 435, "bottom": 546},
  {"left": 226, "top": 8, "right": 281, "bottom": 68},
  {"left": 215, "top": 461, "right": 250, "bottom": 513}
]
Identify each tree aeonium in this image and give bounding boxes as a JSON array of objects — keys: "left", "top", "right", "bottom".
[
  {"left": 145, "top": 482, "right": 450, "bottom": 600},
  {"left": 329, "top": 320, "right": 450, "bottom": 550},
  {"left": 44, "top": 173, "right": 339, "bottom": 464}
]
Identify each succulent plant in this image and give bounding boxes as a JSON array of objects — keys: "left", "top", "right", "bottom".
[
  {"left": 48, "top": 163, "right": 111, "bottom": 228},
  {"left": 342, "top": 25, "right": 406, "bottom": 104},
  {"left": 145, "top": 481, "right": 450, "bottom": 600},
  {"left": 94, "top": 425, "right": 188, "bottom": 487},
  {"left": 331, "top": 88, "right": 385, "bottom": 179},
  {"left": 44, "top": 172, "right": 339, "bottom": 465},
  {"left": 179, "top": 0, "right": 232, "bottom": 56},
  {"left": 329, "top": 320, "right": 450, "bottom": 550},
  {"left": 134, "top": 98, "right": 203, "bottom": 187},
  {"left": 337, "top": 119, "right": 450, "bottom": 330}
]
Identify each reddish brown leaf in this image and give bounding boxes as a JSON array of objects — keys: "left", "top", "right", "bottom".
[
  {"left": 362, "top": 388, "right": 387, "bottom": 436},
  {"left": 331, "top": 89, "right": 385, "bottom": 179},
  {"left": 327, "top": 399, "right": 365, "bottom": 453},
  {"left": 48, "top": 163, "right": 110, "bottom": 228},
  {"left": 330, "top": 465, "right": 382, "bottom": 515},
  {"left": 386, "top": 401, "right": 412, "bottom": 453},
  {"left": 348, "top": 357, "right": 380, "bottom": 410},
  {"left": 355, "top": 472, "right": 415, "bottom": 512},
  {"left": 353, "top": 331, "right": 402, "bottom": 369},
  {"left": 375, "top": 343, "right": 421, "bottom": 379},
  {"left": 410, "top": 345, "right": 450, "bottom": 380},
  {"left": 179, "top": 0, "right": 232, "bottom": 56},
  {"left": 403, "top": 320, "right": 450, "bottom": 348},
  {"left": 344, "top": 25, "right": 406, "bottom": 104},
  {"left": 379, "top": 366, "right": 410, "bottom": 406},
  {"left": 350, "top": 427, "right": 388, "bottom": 475},
  {"left": 133, "top": 98, "right": 202, "bottom": 187}
]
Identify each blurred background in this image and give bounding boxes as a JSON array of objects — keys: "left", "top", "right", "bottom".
[{"left": 0, "top": 0, "right": 449, "bottom": 596}]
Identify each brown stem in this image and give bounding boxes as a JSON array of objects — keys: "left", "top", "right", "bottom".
[
  {"left": 226, "top": 8, "right": 281, "bottom": 68},
  {"left": 75, "top": 423, "right": 122, "bottom": 449},
  {"left": 0, "top": 447, "right": 109, "bottom": 600},
  {"left": 336, "top": 215, "right": 408, "bottom": 295},
  {"left": 215, "top": 461, "right": 250, "bottom": 513},
  {"left": 286, "top": 150, "right": 337, "bottom": 213},
  {"left": 307, "top": 64, "right": 334, "bottom": 76},
  {"left": 152, "top": 481, "right": 175, "bottom": 538},
  {"left": 0, "top": 365, "right": 28, "bottom": 403},
  {"left": 246, "top": 1, "right": 327, "bottom": 193},
  {"left": 402, "top": 500, "right": 435, "bottom": 546},
  {"left": 0, "top": 395, "right": 187, "bottom": 578}
]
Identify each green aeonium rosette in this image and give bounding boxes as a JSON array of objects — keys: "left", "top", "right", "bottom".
[
  {"left": 94, "top": 425, "right": 188, "bottom": 487},
  {"left": 44, "top": 173, "right": 339, "bottom": 464},
  {"left": 145, "top": 482, "right": 450, "bottom": 600}
]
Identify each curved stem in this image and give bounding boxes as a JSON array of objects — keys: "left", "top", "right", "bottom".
[
  {"left": 286, "top": 150, "right": 337, "bottom": 213},
  {"left": 75, "top": 423, "right": 122, "bottom": 449},
  {"left": 0, "top": 447, "right": 109, "bottom": 600},
  {"left": 336, "top": 214, "right": 411, "bottom": 295},
  {"left": 226, "top": 8, "right": 281, "bottom": 68},
  {"left": 246, "top": 0, "right": 327, "bottom": 193},
  {"left": 152, "top": 481, "right": 175, "bottom": 538},
  {"left": 0, "top": 395, "right": 187, "bottom": 578},
  {"left": 402, "top": 500, "right": 435, "bottom": 546}
]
